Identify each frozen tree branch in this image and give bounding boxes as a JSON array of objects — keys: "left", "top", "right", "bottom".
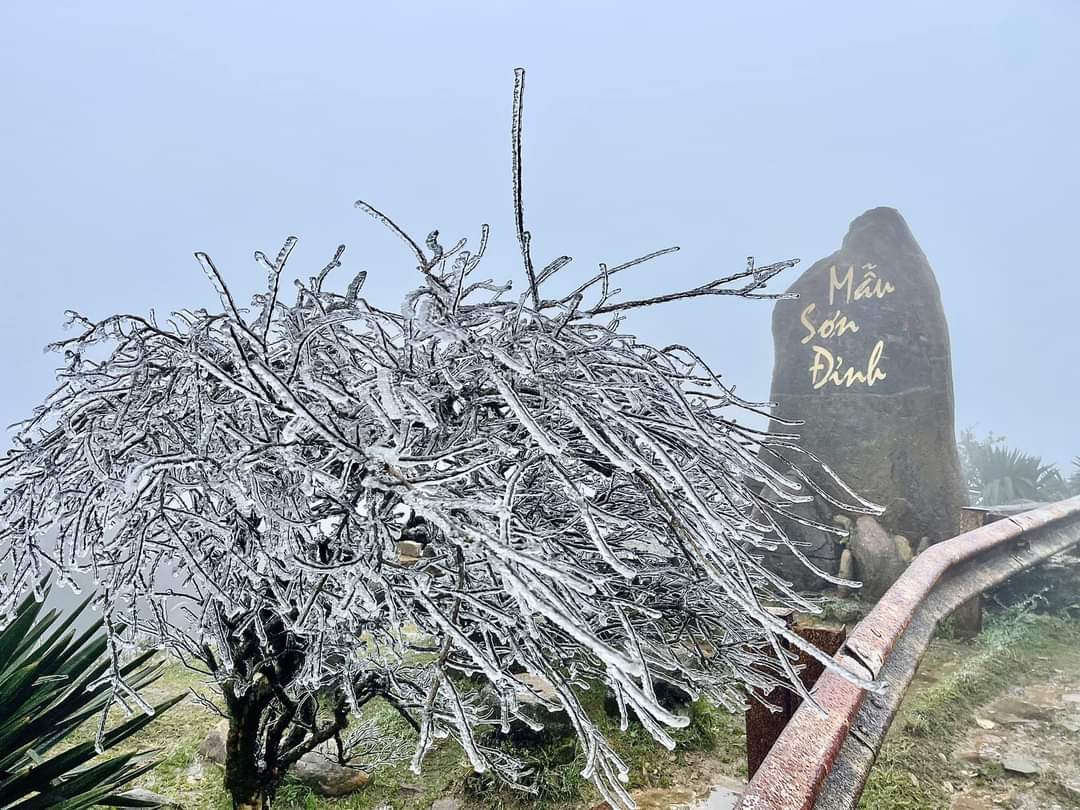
[{"left": 0, "top": 68, "right": 880, "bottom": 809}]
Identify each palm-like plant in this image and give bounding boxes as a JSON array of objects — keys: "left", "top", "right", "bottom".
[
  {"left": 0, "top": 584, "right": 181, "bottom": 809},
  {"left": 966, "top": 441, "right": 1063, "bottom": 505}
]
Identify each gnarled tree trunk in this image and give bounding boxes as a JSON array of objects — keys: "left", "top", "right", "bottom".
[{"left": 223, "top": 684, "right": 276, "bottom": 810}]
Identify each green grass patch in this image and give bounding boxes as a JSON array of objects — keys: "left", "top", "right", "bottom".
[
  {"left": 87, "top": 662, "right": 746, "bottom": 809},
  {"left": 801, "top": 595, "right": 868, "bottom": 627},
  {"left": 462, "top": 686, "right": 745, "bottom": 809},
  {"left": 80, "top": 608, "right": 1078, "bottom": 810}
]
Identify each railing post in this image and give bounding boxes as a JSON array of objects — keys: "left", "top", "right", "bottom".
[
  {"left": 745, "top": 614, "right": 847, "bottom": 777},
  {"left": 953, "top": 507, "right": 989, "bottom": 638},
  {"left": 951, "top": 594, "right": 983, "bottom": 638},
  {"left": 790, "top": 620, "right": 848, "bottom": 697}
]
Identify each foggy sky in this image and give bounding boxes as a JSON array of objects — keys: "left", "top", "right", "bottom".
[{"left": 2, "top": 1, "right": 1078, "bottom": 468}]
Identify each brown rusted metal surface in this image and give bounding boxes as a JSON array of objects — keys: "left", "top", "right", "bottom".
[
  {"left": 792, "top": 622, "right": 847, "bottom": 700},
  {"left": 745, "top": 610, "right": 795, "bottom": 777},
  {"left": 735, "top": 495, "right": 1080, "bottom": 810},
  {"left": 958, "top": 506, "right": 988, "bottom": 533},
  {"left": 951, "top": 593, "right": 983, "bottom": 639},
  {"left": 745, "top": 687, "right": 795, "bottom": 779},
  {"left": 746, "top": 620, "right": 847, "bottom": 777}
]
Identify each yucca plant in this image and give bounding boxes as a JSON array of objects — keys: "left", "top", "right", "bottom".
[
  {"left": 967, "top": 440, "right": 1063, "bottom": 505},
  {"left": 0, "top": 583, "right": 182, "bottom": 809}
]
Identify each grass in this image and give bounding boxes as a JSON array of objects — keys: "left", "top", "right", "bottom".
[
  {"left": 78, "top": 601, "right": 1075, "bottom": 809},
  {"left": 463, "top": 690, "right": 746, "bottom": 810},
  {"left": 62, "top": 664, "right": 231, "bottom": 809},
  {"left": 76, "top": 662, "right": 745, "bottom": 810},
  {"left": 801, "top": 595, "right": 868, "bottom": 627},
  {"left": 859, "top": 607, "right": 1080, "bottom": 810}
]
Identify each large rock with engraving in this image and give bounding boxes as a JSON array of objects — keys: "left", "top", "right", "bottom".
[{"left": 767, "top": 207, "right": 967, "bottom": 589}]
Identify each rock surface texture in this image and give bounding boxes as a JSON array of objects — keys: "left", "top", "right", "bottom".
[
  {"left": 848, "top": 516, "right": 908, "bottom": 601},
  {"left": 768, "top": 207, "right": 967, "bottom": 589},
  {"left": 200, "top": 720, "right": 370, "bottom": 797}
]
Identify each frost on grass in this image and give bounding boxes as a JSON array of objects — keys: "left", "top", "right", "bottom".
[{"left": 0, "top": 70, "right": 878, "bottom": 809}]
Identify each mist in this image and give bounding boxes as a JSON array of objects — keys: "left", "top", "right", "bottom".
[{"left": 1, "top": 1, "right": 1077, "bottom": 471}]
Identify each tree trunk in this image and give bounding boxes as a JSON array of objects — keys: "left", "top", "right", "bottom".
[
  {"left": 224, "top": 702, "right": 276, "bottom": 810},
  {"left": 225, "top": 751, "right": 273, "bottom": 809}
]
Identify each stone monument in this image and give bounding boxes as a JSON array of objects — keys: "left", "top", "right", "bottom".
[{"left": 767, "top": 207, "right": 967, "bottom": 591}]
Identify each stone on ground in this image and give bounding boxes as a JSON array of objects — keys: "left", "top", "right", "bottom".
[
  {"left": 847, "top": 516, "right": 907, "bottom": 601},
  {"left": 116, "top": 789, "right": 182, "bottom": 808},
  {"left": 200, "top": 720, "right": 369, "bottom": 797},
  {"left": 893, "top": 535, "right": 913, "bottom": 563},
  {"left": 1001, "top": 754, "right": 1040, "bottom": 776}
]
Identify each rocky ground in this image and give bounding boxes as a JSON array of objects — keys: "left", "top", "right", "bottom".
[
  {"left": 590, "top": 757, "right": 742, "bottom": 810},
  {"left": 859, "top": 608, "right": 1080, "bottom": 810},
  {"left": 599, "top": 606, "right": 1080, "bottom": 810},
  {"left": 947, "top": 655, "right": 1080, "bottom": 809}
]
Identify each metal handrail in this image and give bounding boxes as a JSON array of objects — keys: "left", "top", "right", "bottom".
[{"left": 735, "top": 495, "right": 1080, "bottom": 810}]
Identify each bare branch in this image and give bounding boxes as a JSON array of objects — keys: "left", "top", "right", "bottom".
[{"left": 511, "top": 67, "right": 540, "bottom": 308}]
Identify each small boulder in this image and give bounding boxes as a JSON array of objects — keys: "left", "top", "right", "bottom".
[
  {"left": 602, "top": 678, "right": 692, "bottom": 721},
  {"left": 431, "top": 800, "right": 464, "bottom": 810},
  {"left": 397, "top": 540, "right": 424, "bottom": 559},
  {"left": 952, "top": 731, "right": 1004, "bottom": 764},
  {"left": 292, "top": 753, "right": 369, "bottom": 797},
  {"left": 881, "top": 497, "right": 913, "bottom": 530},
  {"left": 837, "top": 548, "right": 855, "bottom": 596},
  {"left": 837, "top": 548, "right": 855, "bottom": 580},
  {"left": 893, "top": 535, "right": 913, "bottom": 563},
  {"left": 199, "top": 720, "right": 228, "bottom": 763},
  {"left": 115, "top": 789, "right": 181, "bottom": 808},
  {"left": 1001, "top": 754, "right": 1039, "bottom": 776},
  {"left": 476, "top": 674, "right": 572, "bottom": 746},
  {"left": 987, "top": 696, "right": 1053, "bottom": 724},
  {"left": 848, "top": 516, "right": 906, "bottom": 601},
  {"left": 514, "top": 673, "right": 560, "bottom": 707}
]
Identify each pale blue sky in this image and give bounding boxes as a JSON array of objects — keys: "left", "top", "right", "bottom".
[{"left": 1, "top": 2, "right": 1077, "bottom": 467}]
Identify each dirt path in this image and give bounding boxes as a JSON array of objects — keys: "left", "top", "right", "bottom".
[
  {"left": 630, "top": 761, "right": 742, "bottom": 809},
  {"left": 947, "top": 642, "right": 1080, "bottom": 809}
]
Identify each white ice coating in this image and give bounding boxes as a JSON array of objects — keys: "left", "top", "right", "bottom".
[{"left": 0, "top": 200, "right": 880, "bottom": 806}]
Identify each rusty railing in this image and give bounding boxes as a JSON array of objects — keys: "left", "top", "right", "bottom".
[{"left": 735, "top": 495, "right": 1080, "bottom": 810}]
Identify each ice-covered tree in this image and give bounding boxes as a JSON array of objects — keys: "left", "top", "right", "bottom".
[{"left": 0, "top": 70, "right": 878, "bottom": 810}]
